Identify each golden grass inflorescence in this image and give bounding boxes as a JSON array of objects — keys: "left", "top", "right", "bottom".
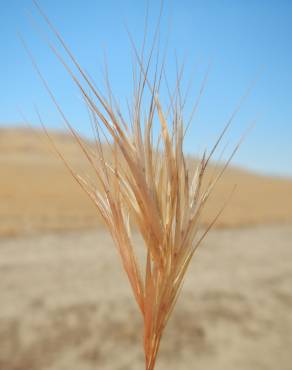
[{"left": 29, "top": 3, "right": 240, "bottom": 369}]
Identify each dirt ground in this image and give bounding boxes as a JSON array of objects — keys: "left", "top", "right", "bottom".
[{"left": 0, "top": 224, "right": 291, "bottom": 370}]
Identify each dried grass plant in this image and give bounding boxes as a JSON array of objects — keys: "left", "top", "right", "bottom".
[{"left": 26, "top": 2, "right": 243, "bottom": 369}]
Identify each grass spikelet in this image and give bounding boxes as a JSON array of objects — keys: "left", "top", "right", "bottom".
[{"left": 30, "top": 3, "right": 241, "bottom": 369}]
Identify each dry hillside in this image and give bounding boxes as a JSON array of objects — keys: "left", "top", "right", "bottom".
[{"left": 0, "top": 127, "right": 291, "bottom": 236}]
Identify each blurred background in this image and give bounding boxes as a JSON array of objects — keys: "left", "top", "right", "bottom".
[{"left": 0, "top": 1, "right": 291, "bottom": 370}]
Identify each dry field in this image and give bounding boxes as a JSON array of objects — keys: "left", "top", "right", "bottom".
[
  {"left": 1, "top": 127, "right": 292, "bottom": 236},
  {"left": 0, "top": 127, "right": 292, "bottom": 369}
]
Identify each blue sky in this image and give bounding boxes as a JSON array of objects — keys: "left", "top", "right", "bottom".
[{"left": 1, "top": 0, "right": 292, "bottom": 177}]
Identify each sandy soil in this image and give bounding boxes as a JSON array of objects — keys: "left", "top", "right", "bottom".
[
  {"left": 1, "top": 127, "right": 292, "bottom": 236},
  {"left": 0, "top": 225, "right": 291, "bottom": 370}
]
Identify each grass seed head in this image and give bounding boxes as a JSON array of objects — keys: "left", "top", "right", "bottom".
[{"left": 32, "top": 3, "right": 238, "bottom": 368}]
